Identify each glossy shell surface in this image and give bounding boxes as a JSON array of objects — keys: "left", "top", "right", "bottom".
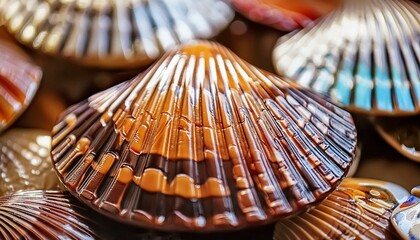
[
  {"left": 0, "top": 35, "right": 42, "bottom": 132},
  {"left": 392, "top": 187, "right": 420, "bottom": 240},
  {"left": 51, "top": 41, "right": 357, "bottom": 231},
  {"left": 0, "top": 129, "right": 64, "bottom": 195},
  {"left": 0, "top": 190, "right": 103, "bottom": 239},
  {"left": 274, "top": 178, "right": 410, "bottom": 240},
  {"left": 230, "top": 0, "right": 339, "bottom": 31},
  {"left": 0, "top": 0, "right": 234, "bottom": 69},
  {"left": 273, "top": 0, "right": 420, "bottom": 115},
  {"left": 373, "top": 116, "right": 420, "bottom": 162}
]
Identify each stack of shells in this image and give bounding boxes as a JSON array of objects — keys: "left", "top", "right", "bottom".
[{"left": 0, "top": 0, "right": 418, "bottom": 239}]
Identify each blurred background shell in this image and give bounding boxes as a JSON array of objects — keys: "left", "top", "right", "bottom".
[
  {"left": 272, "top": 0, "right": 420, "bottom": 116},
  {"left": 273, "top": 178, "right": 410, "bottom": 240},
  {"left": 229, "top": 0, "right": 340, "bottom": 31},
  {"left": 0, "top": 0, "right": 234, "bottom": 69},
  {"left": 51, "top": 41, "right": 357, "bottom": 231},
  {"left": 372, "top": 116, "right": 420, "bottom": 162},
  {"left": 392, "top": 187, "right": 420, "bottom": 240},
  {"left": 0, "top": 129, "right": 64, "bottom": 195},
  {"left": 0, "top": 34, "right": 42, "bottom": 133}
]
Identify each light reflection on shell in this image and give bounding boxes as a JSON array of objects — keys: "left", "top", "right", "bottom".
[
  {"left": 274, "top": 178, "right": 410, "bottom": 240},
  {"left": 392, "top": 187, "right": 420, "bottom": 240},
  {"left": 0, "top": 36, "right": 42, "bottom": 132},
  {"left": 0, "top": 129, "right": 64, "bottom": 195},
  {"left": 51, "top": 41, "right": 357, "bottom": 231},
  {"left": 0, "top": 0, "right": 234, "bottom": 69},
  {"left": 272, "top": 0, "right": 420, "bottom": 115}
]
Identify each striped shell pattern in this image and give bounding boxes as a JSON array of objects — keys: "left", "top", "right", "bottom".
[
  {"left": 273, "top": 0, "right": 420, "bottom": 115},
  {"left": 51, "top": 41, "right": 357, "bottom": 231}
]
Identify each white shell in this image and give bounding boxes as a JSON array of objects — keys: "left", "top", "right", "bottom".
[
  {"left": 0, "top": 0, "right": 234, "bottom": 69},
  {"left": 274, "top": 178, "right": 410, "bottom": 240},
  {"left": 272, "top": 0, "right": 420, "bottom": 115}
]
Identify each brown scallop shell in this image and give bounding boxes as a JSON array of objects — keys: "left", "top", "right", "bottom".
[
  {"left": 51, "top": 41, "right": 357, "bottom": 231},
  {"left": 0, "top": 190, "right": 181, "bottom": 239},
  {"left": 0, "top": 0, "right": 234, "bottom": 69},
  {"left": 272, "top": 0, "right": 420, "bottom": 116},
  {"left": 274, "top": 178, "right": 410, "bottom": 240},
  {"left": 0, "top": 35, "right": 42, "bottom": 132},
  {"left": 0, "top": 129, "right": 64, "bottom": 195}
]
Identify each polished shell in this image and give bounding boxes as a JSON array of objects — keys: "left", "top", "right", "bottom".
[
  {"left": 0, "top": 129, "right": 64, "bottom": 195},
  {"left": 0, "top": 0, "right": 234, "bottom": 69},
  {"left": 51, "top": 41, "right": 357, "bottom": 231},
  {"left": 273, "top": 0, "right": 420, "bottom": 115},
  {"left": 0, "top": 190, "right": 182, "bottom": 240},
  {"left": 0, "top": 190, "right": 103, "bottom": 239},
  {"left": 274, "top": 178, "right": 410, "bottom": 240},
  {"left": 230, "top": 0, "right": 339, "bottom": 31},
  {"left": 392, "top": 187, "right": 420, "bottom": 240},
  {"left": 373, "top": 116, "right": 420, "bottom": 162},
  {"left": 0, "top": 34, "right": 42, "bottom": 132}
]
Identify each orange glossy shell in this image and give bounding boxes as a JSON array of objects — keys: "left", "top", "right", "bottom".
[
  {"left": 51, "top": 41, "right": 357, "bottom": 231},
  {"left": 0, "top": 37, "right": 42, "bottom": 132}
]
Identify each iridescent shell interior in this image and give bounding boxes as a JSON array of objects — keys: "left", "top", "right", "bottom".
[
  {"left": 0, "top": 129, "right": 64, "bottom": 195},
  {"left": 0, "top": 37, "right": 42, "bottom": 132},
  {"left": 51, "top": 41, "right": 357, "bottom": 231},
  {"left": 392, "top": 187, "right": 420, "bottom": 240},
  {"left": 274, "top": 178, "right": 409, "bottom": 240},
  {"left": 273, "top": 0, "right": 420, "bottom": 115},
  {"left": 0, "top": 0, "right": 234, "bottom": 69}
]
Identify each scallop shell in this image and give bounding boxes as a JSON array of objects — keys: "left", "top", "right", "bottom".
[
  {"left": 0, "top": 190, "right": 105, "bottom": 239},
  {"left": 0, "top": 0, "right": 234, "bottom": 69},
  {"left": 373, "top": 116, "right": 420, "bottom": 162},
  {"left": 0, "top": 129, "right": 64, "bottom": 195},
  {"left": 0, "top": 35, "right": 42, "bottom": 132},
  {"left": 272, "top": 0, "right": 420, "bottom": 115},
  {"left": 274, "top": 178, "right": 410, "bottom": 240},
  {"left": 392, "top": 187, "right": 420, "bottom": 240},
  {"left": 51, "top": 41, "right": 357, "bottom": 231},
  {"left": 0, "top": 190, "right": 183, "bottom": 239},
  {"left": 230, "top": 0, "right": 339, "bottom": 31}
]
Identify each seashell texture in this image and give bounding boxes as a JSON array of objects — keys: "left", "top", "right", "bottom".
[
  {"left": 0, "top": 190, "right": 182, "bottom": 240},
  {"left": 272, "top": 0, "right": 420, "bottom": 115},
  {"left": 0, "top": 0, "right": 234, "bottom": 69},
  {"left": 0, "top": 190, "right": 104, "bottom": 239},
  {"left": 392, "top": 187, "right": 420, "bottom": 240},
  {"left": 230, "top": 0, "right": 339, "bottom": 31},
  {"left": 274, "top": 178, "right": 410, "bottom": 240},
  {"left": 0, "top": 36, "right": 42, "bottom": 132},
  {"left": 51, "top": 41, "right": 357, "bottom": 231},
  {"left": 373, "top": 116, "right": 420, "bottom": 162},
  {"left": 0, "top": 129, "right": 64, "bottom": 195}
]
